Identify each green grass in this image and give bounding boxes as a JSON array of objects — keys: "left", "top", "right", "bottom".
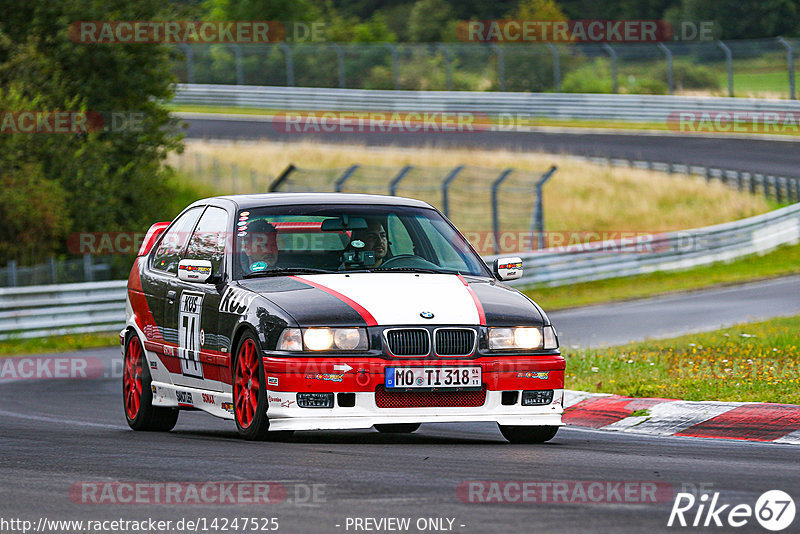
[
  {"left": 0, "top": 332, "right": 119, "bottom": 357},
  {"left": 564, "top": 315, "right": 800, "bottom": 404},
  {"left": 525, "top": 241, "right": 800, "bottom": 311}
]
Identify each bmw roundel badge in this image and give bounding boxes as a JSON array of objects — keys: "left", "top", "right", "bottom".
[{"left": 420, "top": 311, "right": 434, "bottom": 319}]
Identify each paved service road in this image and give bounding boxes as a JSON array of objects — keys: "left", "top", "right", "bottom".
[
  {"left": 549, "top": 275, "right": 800, "bottom": 348},
  {"left": 1, "top": 278, "right": 799, "bottom": 533}
]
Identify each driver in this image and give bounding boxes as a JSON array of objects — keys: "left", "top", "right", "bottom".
[
  {"left": 349, "top": 220, "right": 388, "bottom": 268},
  {"left": 240, "top": 219, "right": 279, "bottom": 273}
]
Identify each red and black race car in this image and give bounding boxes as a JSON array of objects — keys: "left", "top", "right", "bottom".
[{"left": 122, "top": 193, "right": 564, "bottom": 442}]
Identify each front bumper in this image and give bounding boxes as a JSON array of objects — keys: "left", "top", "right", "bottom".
[{"left": 262, "top": 354, "right": 565, "bottom": 431}]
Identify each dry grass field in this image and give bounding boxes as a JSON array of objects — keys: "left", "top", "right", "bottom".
[{"left": 171, "top": 140, "right": 770, "bottom": 241}]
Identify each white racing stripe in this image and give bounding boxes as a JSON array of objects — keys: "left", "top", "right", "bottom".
[{"left": 300, "top": 273, "right": 480, "bottom": 325}]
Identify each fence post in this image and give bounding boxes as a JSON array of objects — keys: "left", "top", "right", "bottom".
[
  {"left": 331, "top": 43, "right": 346, "bottom": 88},
  {"left": 546, "top": 43, "right": 561, "bottom": 92},
  {"left": 704, "top": 167, "right": 711, "bottom": 183},
  {"left": 766, "top": 176, "right": 775, "bottom": 201},
  {"left": 752, "top": 173, "right": 761, "bottom": 195},
  {"left": 83, "top": 254, "right": 94, "bottom": 282},
  {"left": 531, "top": 166, "right": 558, "bottom": 250},
  {"left": 491, "top": 168, "right": 514, "bottom": 255},
  {"left": 177, "top": 44, "right": 194, "bottom": 83},
  {"left": 657, "top": 43, "right": 674, "bottom": 95},
  {"left": 389, "top": 166, "right": 413, "bottom": 196},
  {"left": 7, "top": 260, "right": 17, "bottom": 287},
  {"left": 384, "top": 43, "right": 399, "bottom": 90},
  {"left": 490, "top": 44, "right": 505, "bottom": 91},
  {"left": 228, "top": 44, "right": 244, "bottom": 84},
  {"left": 269, "top": 164, "right": 296, "bottom": 192},
  {"left": 438, "top": 44, "right": 453, "bottom": 91},
  {"left": 717, "top": 41, "right": 734, "bottom": 97},
  {"left": 777, "top": 37, "right": 796, "bottom": 100},
  {"left": 335, "top": 165, "right": 359, "bottom": 192},
  {"left": 602, "top": 44, "right": 618, "bottom": 93},
  {"left": 279, "top": 43, "right": 295, "bottom": 86},
  {"left": 777, "top": 177, "right": 785, "bottom": 204},
  {"left": 441, "top": 165, "right": 465, "bottom": 217}
]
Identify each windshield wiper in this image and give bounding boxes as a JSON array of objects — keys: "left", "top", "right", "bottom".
[
  {"left": 378, "top": 267, "right": 460, "bottom": 275},
  {"left": 242, "top": 267, "right": 334, "bottom": 278}
]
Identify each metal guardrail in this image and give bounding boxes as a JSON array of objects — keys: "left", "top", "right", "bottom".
[
  {"left": 491, "top": 202, "right": 800, "bottom": 288},
  {"left": 173, "top": 84, "right": 800, "bottom": 123},
  {"left": 1, "top": 203, "right": 798, "bottom": 339},
  {"left": 0, "top": 281, "right": 127, "bottom": 340}
]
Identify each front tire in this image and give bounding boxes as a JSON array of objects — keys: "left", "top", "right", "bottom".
[
  {"left": 374, "top": 423, "right": 421, "bottom": 434},
  {"left": 233, "top": 332, "right": 293, "bottom": 441},
  {"left": 498, "top": 424, "right": 558, "bottom": 443},
  {"left": 123, "top": 333, "right": 179, "bottom": 431}
]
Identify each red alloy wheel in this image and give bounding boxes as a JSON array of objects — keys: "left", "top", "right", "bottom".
[
  {"left": 235, "top": 338, "right": 260, "bottom": 429},
  {"left": 124, "top": 337, "right": 143, "bottom": 420}
]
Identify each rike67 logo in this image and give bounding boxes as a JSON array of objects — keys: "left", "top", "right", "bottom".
[{"left": 668, "top": 490, "right": 795, "bottom": 531}]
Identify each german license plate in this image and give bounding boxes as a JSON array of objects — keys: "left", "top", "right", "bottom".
[{"left": 385, "top": 366, "right": 481, "bottom": 389}]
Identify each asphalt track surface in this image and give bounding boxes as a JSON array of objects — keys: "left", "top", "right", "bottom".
[
  {"left": 180, "top": 113, "right": 800, "bottom": 179},
  {"left": 2, "top": 280, "right": 799, "bottom": 534}
]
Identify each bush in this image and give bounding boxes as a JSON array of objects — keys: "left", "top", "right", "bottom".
[
  {"left": 561, "top": 61, "right": 614, "bottom": 93},
  {"left": 653, "top": 61, "right": 720, "bottom": 90}
]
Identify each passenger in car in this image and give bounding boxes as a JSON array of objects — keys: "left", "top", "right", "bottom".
[
  {"left": 240, "top": 219, "right": 279, "bottom": 273},
  {"left": 348, "top": 220, "right": 389, "bottom": 268}
]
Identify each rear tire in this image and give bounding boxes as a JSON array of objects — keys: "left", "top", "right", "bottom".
[
  {"left": 374, "top": 423, "right": 421, "bottom": 434},
  {"left": 498, "top": 424, "right": 558, "bottom": 443},
  {"left": 123, "top": 333, "right": 179, "bottom": 432},
  {"left": 233, "top": 332, "right": 293, "bottom": 441}
]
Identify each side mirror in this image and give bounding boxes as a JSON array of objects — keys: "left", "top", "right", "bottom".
[
  {"left": 178, "top": 259, "right": 213, "bottom": 283},
  {"left": 493, "top": 257, "right": 523, "bottom": 281}
]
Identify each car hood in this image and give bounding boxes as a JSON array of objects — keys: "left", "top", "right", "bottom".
[{"left": 238, "top": 273, "right": 544, "bottom": 327}]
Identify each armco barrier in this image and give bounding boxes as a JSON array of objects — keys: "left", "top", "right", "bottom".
[
  {"left": 0, "top": 281, "right": 127, "bottom": 340},
  {"left": 1, "top": 205, "right": 799, "bottom": 339},
  {"left": 490, "top": 202, "right": 800, "bottom": 287},
  {"left": 173, "top": 84, "right": 800, "bottom": 123}
]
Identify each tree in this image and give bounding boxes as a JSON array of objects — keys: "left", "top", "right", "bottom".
[
  {"left": 0, "top": 0, "right": 183, "bottom": 263},
  {"left": 408, "top": 0, "right": 453, "bottom": 42},
  {"left": 667, "top": 0, "right": 799, "bottom": 39}
]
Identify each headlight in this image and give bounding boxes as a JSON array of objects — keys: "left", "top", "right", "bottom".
[
  {"left": 277, "top": 328, "right": 368, "bottom": 351},
  {"left": 277, "top": 328, "right": 302, "bottom": 351},
  {"left": 489, "top": 327, "right": 543, "bottom": 350},
  {"left": 304, "top": 328, "right": 335, "bottom": 351}
]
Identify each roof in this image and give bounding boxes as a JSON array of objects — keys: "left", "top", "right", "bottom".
[{"left": 201, "top": 192, "right": 435, "bottom": 210}]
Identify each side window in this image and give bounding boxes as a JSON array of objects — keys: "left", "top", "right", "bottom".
[
  {"left": 185, "top": 207, "right": 229, "bottom": 277},
  {"left": 417, "top": 218, "right": 470, "bottom": 271},
  {"left": 151, "top": 208, "right": 203, "bottom": 274},
  {"left": 387, "top": 214, "right": 414, "bottom": 256}
]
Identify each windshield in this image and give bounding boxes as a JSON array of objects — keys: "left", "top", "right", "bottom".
[{"left": 234, "top": 204, "right": 491, "bottom": 279}]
